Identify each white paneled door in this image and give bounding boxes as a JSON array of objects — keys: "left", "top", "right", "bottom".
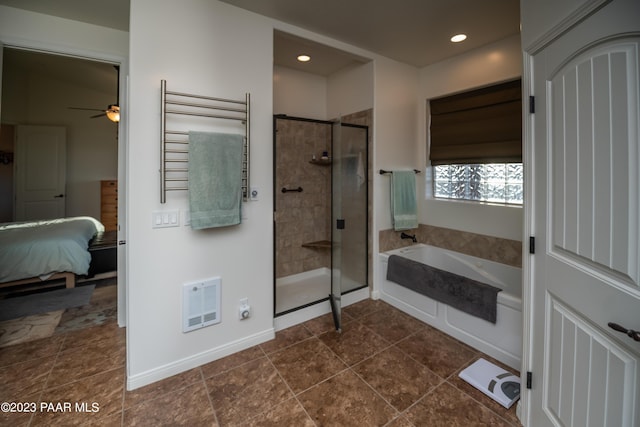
[
  {"left": 15, "top": 125, "right": 66, "bottom": 220},
  {"left": 529, "top": 0, "right": 640, "bottom": 425}
]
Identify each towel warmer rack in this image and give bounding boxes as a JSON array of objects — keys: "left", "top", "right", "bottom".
[{"left": 160, "top": 79, "right": 250, "bottom": 203}]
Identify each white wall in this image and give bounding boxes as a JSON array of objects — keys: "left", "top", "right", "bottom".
[
  {"left": 127, "top": 0, "right": 275, "bottom": 388},
  {"left": 274, "top": 60, "right": 374, "bottom": 121},
  {"left": 418, "top": 34, "right": 524, "bottom": 241},
  {"left": 0, "top": 6, "right": 128, "bottom": 62},
  {"left": 327, "top": 61, "right": 374, "bottom": 120},
  {"left": 273, "top": 65, "right": 327, "bottom": 119},
  {"left": 373, "top": 58, "right": 420, "bottom": 232}
]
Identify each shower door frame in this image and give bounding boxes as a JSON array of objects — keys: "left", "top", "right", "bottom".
[{"left": 272, "top": 115, "right": 369, "bottom": 319}]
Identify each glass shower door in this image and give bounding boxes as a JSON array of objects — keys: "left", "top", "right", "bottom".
[{"left": 330, "top": 121, "right": 368, "bottom": 331}]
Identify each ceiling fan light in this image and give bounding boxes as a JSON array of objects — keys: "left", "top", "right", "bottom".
[
  {"left": 106, "top": 105, "right": 120, "bottom": 123},
  {"left": 451, "top": 34, "right": 467, "bottom": 43}
]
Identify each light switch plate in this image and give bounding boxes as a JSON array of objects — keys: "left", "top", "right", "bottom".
[{"left": 152, "top": 210, "right": 180, "bottom": 228}]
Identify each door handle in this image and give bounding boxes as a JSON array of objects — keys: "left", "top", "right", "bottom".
[
  {"left": 53, "top": 194, "right": 64, "bottom": 198},
  {"left": 608, "top": 322, "right": 640, "bottom": 342}
]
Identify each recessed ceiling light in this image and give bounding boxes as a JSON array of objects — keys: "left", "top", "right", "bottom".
[
  {"left": 451, "top": 34, "right": 467, "bottom": 43},
  {"left": 297, "top": 54, "right": 311, "bottom": 62}
]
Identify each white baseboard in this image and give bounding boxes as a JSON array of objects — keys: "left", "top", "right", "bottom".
[{"left": 126, "top": 327, "right": 275, "bottom": 391}]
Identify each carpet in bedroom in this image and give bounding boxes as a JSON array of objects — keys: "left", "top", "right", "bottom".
[{"left": 0, "top": 277, "right": 117, "bottom": 348}]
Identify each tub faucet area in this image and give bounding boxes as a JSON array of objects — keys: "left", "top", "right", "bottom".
[{"left": 400, "top": 232, "right": 417, "bottom": 243}]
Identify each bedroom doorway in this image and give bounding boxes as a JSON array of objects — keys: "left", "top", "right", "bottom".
[{"left": 0, "top": 45, "right": 127, "bottom": 332}]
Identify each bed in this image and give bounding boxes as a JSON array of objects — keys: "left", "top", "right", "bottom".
[{"left": 0, "top": 216, "right": 109, "bottom": 289}]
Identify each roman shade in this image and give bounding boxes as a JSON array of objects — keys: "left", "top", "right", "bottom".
[{"left": 429, "top": 79, "right": 522, "bottom": 165}]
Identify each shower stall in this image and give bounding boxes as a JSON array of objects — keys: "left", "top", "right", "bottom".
[{"left": 273, "top": 115, "right": 368, "bottom": 327}]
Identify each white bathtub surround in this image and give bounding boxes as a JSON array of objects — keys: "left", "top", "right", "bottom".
[{"left": 379, "top": 244, "right": 522, "bottom": 370}]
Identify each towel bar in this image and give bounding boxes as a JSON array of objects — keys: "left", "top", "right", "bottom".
[{"left": 379, "top": 169, "right": 420, "bottom": 175}]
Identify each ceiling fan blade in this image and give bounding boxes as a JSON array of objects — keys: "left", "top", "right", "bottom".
[
  {"left": 90, "top": 113, "right": 105, "bottom": 118},
  {"left": 69, "top": 107, "right": 105, "bottom": 112}
]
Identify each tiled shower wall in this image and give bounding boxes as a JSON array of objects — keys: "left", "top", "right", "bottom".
[{"left": 275, "top": 118, "right": 332, "bottom": 279}]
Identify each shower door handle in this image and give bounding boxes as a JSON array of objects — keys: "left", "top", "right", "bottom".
[{"left": 336, "top": 219, "right": 345, "bottom": 230}]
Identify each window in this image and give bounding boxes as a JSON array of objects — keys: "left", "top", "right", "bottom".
[
  {"left": 429, "top": 79, "right": 522, "bottom": 205},
  {"left": 433, "top": 163, "right": 523, "bottom": 205}
]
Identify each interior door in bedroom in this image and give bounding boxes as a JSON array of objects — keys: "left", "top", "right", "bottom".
[
  {"left": 528, "top": 0, "right": 640, "bottom": 425},
  {"left": 15, "top": 125, "right": 66, "bottom": 220}
]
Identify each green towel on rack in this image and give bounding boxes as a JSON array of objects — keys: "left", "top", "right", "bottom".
[
  {"left": 188, "top": 131, "right": 243, "bottom": 229},
  {"left": 391, "top": 170, "right": 418, "bottom": 231}
]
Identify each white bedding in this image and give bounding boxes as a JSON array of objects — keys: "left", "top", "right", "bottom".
[{"left": 0, "top": 216, "right": 105, "bottom": 283}]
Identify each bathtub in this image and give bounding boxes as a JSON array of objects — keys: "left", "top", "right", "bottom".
[{"left": 378, "top": 244, "right": 522, "bottom": 370}]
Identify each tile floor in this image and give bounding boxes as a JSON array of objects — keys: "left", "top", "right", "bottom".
[{"left": 0, "top": 299, "right": 522, "bottom": 426}]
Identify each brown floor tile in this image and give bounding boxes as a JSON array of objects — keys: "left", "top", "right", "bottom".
[
  {"left": 268, "top": 337, "right": 347, "bottom": 393},
  {"left": 0, "top": 392, "right": 39, "bottom": 427},
  {"left": 0, "top": 298, "right": 525, "bottom": 427},
  {"left": 123, "top": 381, "right": 216, "bottom": 426},
  {"left": 31, "top": 367, "right": 125, "bottom": 426},
  {"left": 201, "top": 345, "right": 265, "bottom": 379},
  {"left": 59, "top": 321, "right": 125, "bottom": 352},
  {"left": 124, "top": 367, "right": 202, "bottom": 409},
  {"left": 0, "top": 333, "right": 64, "bottom": 368},
  {"left": 386, "top": 414, "right": 416, "bottom": 427},
  {"left": 244, "top": 397, "right": 315, "bottom": 426},
  {"left": 396, "top": 326, "right": 478, "bottom": 378},
  {"left": 298, "top": 369, "right": 397, "bottom": 426},
  {"left": 359, "top": 303, "right": 425, "bottom": 343},
  {"left": 259, "top": 324, "right": 312, "bottom": 354},
  {"left": 353, "top": 346, "right": 442, "bottom": 411},
  {"left": 405, "top": 382, "right": 512, "bottom": 426},
  {"left": 0, "top": 356, "right": 56, "bottom": 400},
  {"left": 46, "top": 337, "right": 126, "bottom": 389},
  {"left": 303, "top": 313, "right": 340, "bottom": 336},
  {"left": 206, "top": 357, "right": 293, "bottom": 426},
  {"left": 318, "top": 321, "right": 389, "bottom": 366},
  {"left": 342, "top": 298, "right": 387, "bottom": 319}
]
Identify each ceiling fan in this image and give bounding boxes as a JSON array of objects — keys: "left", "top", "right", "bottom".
[
  {"left": 68, "top": 65, "right": 120, "bottom": 122},
  {"left": 68, "top": 104, "right": 120, "bottom": 122}
]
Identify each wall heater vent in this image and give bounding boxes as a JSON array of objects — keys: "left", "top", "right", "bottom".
[{"left": 183, "top": 277, "right": 221, "bottom": 332}]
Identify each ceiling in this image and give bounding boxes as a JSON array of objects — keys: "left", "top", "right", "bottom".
[
  {"left": 0, "top": 0, "right": 130, "bottom": 31},
  {"left": 221, "top": 0, "right": 520, "bottom": 69},
  {"left": 0, "top": 0, "right": 520, "bottom": 75},
  {"left": 3, "top": 48, "right": 118, "bottom": 98}
]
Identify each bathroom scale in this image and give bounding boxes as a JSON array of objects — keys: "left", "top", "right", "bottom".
[{"left": 458, "top": 358, "right": 520, "bottom": 409}]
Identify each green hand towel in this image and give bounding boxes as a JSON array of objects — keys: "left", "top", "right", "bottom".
[
  {"left": 188, "top": 131, "right": 243, "bottom": 229},
  {"left": 391, "top": 170, "right": 418, "bottom": 231}
]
